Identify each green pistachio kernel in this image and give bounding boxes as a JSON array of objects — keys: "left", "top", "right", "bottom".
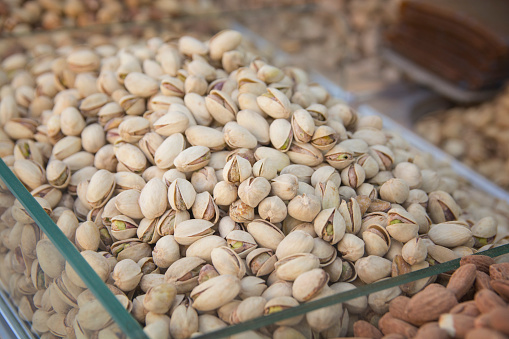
[{"left": 113, "top": 220, "right": 126, "bottom": 230}]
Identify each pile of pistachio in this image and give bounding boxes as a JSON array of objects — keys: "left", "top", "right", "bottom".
[
  {"left": 415, "top": 86, "right": 509, "bottom": 191},
  {"left": 0, "top": 29, "right": 508, "bottom": 339},
  {"left": 0, "top": 0, "right": 209, "bottom": 34}
]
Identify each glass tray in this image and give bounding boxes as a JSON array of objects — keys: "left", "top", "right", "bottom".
[{"left": 0, "top": 15, "right": 509, "bottom": 339}]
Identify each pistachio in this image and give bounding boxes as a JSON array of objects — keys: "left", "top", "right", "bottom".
[
  {"left": 174, "top": 219, "right": 214, "bottom": 246},
  {"left": 257, "top": 88, "right": 291, "bottom": 119},
  {"left": 238, "top": 177, "right": 271, "bottom": 208},
  {"left": 168, "top": 178, "right": 196, "bottom": 211},
  {"left": 190, "top": 274, "right": 241, "bottom": 311},
  {"left": 246, "top": 248, "right": 278, "bottom": 277},
  {"left": 314, "top": 208, "right": 346, "bottom": 245}
]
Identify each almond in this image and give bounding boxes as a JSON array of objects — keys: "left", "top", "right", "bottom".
[
  {"left": 466, "top": 328, "right": 508, "bottom": 339},
  {"left": 389, "top": 296, "right": 412, "bottom": 322},
  {"left": 378, "top": 313, "right": 418, "bottom": 338},
  {"left": 475, "top": 270, "right": 493, "bottom": 291},
  {"left": 353, "top": 320, "right": 383, "bottom": 339},
  {"left": 460, "top": 255, "right": 494, "bottom": 274},
  {"left": 450, "top": 301, "right": 480, "bottom": 317},
  {"left": 439, "top": 313, "right": 475, "bottom": 338},
  {"left": 490, "top": 263, "right": 509, "bottom": 280},
  {"left": 491, "top": 280, "right": 509, "bottom": 302},
  {"left": 405, "top": 284, "right": 458, "bottom": 326},
  {"left": 474, "top": 307, "right": 509, "bottom": 335},
  {"left": 414, "top": 322, "right": 449, "bottom": 339},
  {"left": 447, "top": 263, "right": 476, "bottom": 300},
  {"left": 474, "top": 289, "right": 507, "bottom": 313}
]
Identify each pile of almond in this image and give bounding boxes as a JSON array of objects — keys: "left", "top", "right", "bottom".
[{"left": 353, "top": 255, "right": 509, "bottom": 339}]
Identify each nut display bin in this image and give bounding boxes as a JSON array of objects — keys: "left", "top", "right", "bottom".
[{"left": 1, "top": 11, "right": 509, "bottom": 339}]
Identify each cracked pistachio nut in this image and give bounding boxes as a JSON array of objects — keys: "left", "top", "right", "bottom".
[
  {"left": 192, "top": 191, "right": 220, "bottom": 224},
  {"left": 174, "top": 146, "right": 211, "bottom": 173},
  {"left": 238, "top": 276, "right": 267, "bottom": 301},
  {"left": 46, "top": 160, "right": 71, "bottom": 189},
  {"left": 191, "top": 167, "right": 218, "bottom": 194},
  {"left": 154, "top": 133, "right": 186, "bottom": 170},
  {"left": 275, "top": 231, "right": 315, "bottom": 262},
  {"left": 330, "top": 282, "right": 368, "bottom": 314},
  {"left": 190, "top": 274, "right": 241, "bottom": 311},
  {"left": 256, "top": 88, "right": 291, "bottom": 119},
  {"left": 164, "top": 257, "right": 206, "bottom": 293},
  {"left": 223, "top": 155, "right": 252, "bottom": 184},
  {"left": 153, "top": 111, "right": 189, "bottom": 137},
  {"left": 305, "top": 287, "right": 344, "bottom": 332},
  {"left": 246, "top": 219, "right": 285, "bottom": 251},
  {"left": 211, "top": 246, "right": 246, "bottom": 279},
  {"left": 174, "top": 219, "right": 214, "bottom": 246},
  {"left": 324, "top": 143, "right": 354, "bottom": 170},
  {"left": 286, "top": 142, "right": 323, "bottom": 167},
  {"left": 111, "top": 215, "right": 139, "bottom": 241},
  {"left": 274, "top": 253, "right": 320, "bottom": 281},
  {"left": 315, "top": 180, "right": 340, "bottom": 210},
  {"left": 168, "top": 178, "right": 196, "bottom": 211},
  {"left": 223, "top": 121, "right": 258, "bottom": 149},
  {"left": 246, "top": 248, "right": 277, "bottom": 277},
  {"left": 114, "top": 143, "right": 147, "bottom": 174},
  {"left": 110, "top": 239, "right": 151, "bottom": 263},
  {"left": 311, "top": 125, "right": 339, "bottom": 152},
  {"left": 254, "top": 147, "right": 290, "bottom": 172},
  {"left": 230, "top": 296, "right": 266, "bottom": 325},
  {"left": 186, "top": 235, "right": 227, "bottom": 263},
  {"left": 86, "top": 169, "right": 115, "bottom": 209},
  {"left": 291, "top": 109, "right": 315, "bottom": 143},
  {"left": 209, "top": 30, "right": 242, "bottom": 61},
  {"left": 118, "top": 117, "right": 150, "bottom": 143},
  {"left": 238, "top": 176, "right": 271, "bottom": 208},
  {"left": 314, "top": 208, "right": 346, "bottom": 245},
  {"left": 264, "top": 296, "right": 302, "bottom": 326},
  {"left": 427, "top": 190, "right": 461, "bottom": 224},
  {"left": 270, "top": 174, "right": 299, "bottom": 201},
  {"left": 386, "top": 208, "right": 420, "bottom": 243},
  {"left": 471, "top": 216, "right": 497, "bottom": 247},
  {"left": 229, "top": 199, "right": 254, "bottom": 223},
  {"left": 401, "top": 237, "right": 427, "bottom": 265},
  {"left": 363, "top": 224, "right": 391, "bottom": 257},
  {"left": 225, "top": 230, "right": 257, "bottom": 258},
  {"left": 205, "top": 90, "right": 238, "bottom": 125},
  {"left": 338, "top": 197, "right": 362, "bottom": 235},
  {"left": 341, "top": 163, "right": 366, "bottom": 189},
  {"left": 156, "top": 209, "right": 189, "bottom": 237},
  {"left": 137, "top": 218, "right": 161, "bottom": 244}
]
